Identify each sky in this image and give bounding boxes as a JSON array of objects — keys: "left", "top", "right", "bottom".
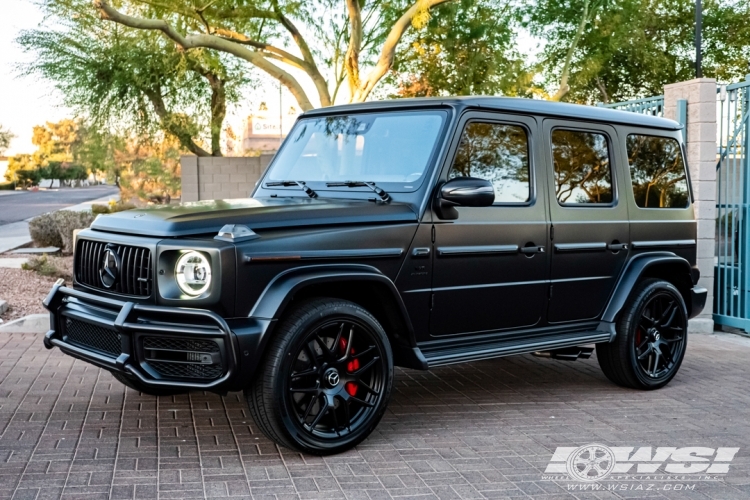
[
  {"left": 0, "top": 0, "right": 299, "bottom": 157},
  {"left": 0, "top": 1, "right": 71, "bottom": 156}
]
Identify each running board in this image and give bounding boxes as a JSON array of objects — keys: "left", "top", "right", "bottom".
[
  {"left": 532, "top": 346, "right": 594, "bottom": 361},
  {"left": 421, "top": 331, "right": 611, "bottom": 368}
]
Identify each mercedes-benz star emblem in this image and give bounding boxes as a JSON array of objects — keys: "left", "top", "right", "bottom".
[
  {"left": 324, "top": 368, "right": 340, "bottom": 387},
  {"left": 100, "top": 248, "right": 120, "bottom": 289}
]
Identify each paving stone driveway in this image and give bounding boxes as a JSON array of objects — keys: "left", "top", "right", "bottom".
[{"left": 1, "top": 331, "right": 749, "bottom": 500}]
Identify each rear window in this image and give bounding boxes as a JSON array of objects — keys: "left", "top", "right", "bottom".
[{"left": 626, "top": 134, "right": 689, "bottom": 208}]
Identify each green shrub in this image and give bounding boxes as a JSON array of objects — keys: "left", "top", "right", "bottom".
[
  {"left": 55, "top": 211, "right": 96, "bottom": 254},
  {"left": 28, "top": 210, "right": 96, "bottom": 254},
  {"left": 91, "top": 200, "right": 136, "bottom": 214},
  {"left": 22, "top": 254, "right": 73, "bottom": 281},
  {"left": 15, "top": 169, "right": 41, "bottom": 188},
  {"left": 28, "top": 213, "right": 63, "bottom": 248},
  {"left": 0, "top": 182, "right": 15, "bottom": 191}
]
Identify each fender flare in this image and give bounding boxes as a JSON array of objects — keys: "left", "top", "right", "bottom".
[
  {"left": 247, "top": 263, "right": 427, "bottom": 370},
  {"left": 601, "top": 252, "right": 693, "bottom": 324}
]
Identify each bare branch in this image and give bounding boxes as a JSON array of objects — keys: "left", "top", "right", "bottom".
[
  {"left": 345, "top": 0, "right": 363, "bottom": 93},
  {"left": 94, "top": 0, "right": 316, "bottom": 110},
  {"left": 272, "top": 5, "right": 331, "bottom": 106},
  {"left": 351, "top": 0, "right": 453, "bottom": 103}
]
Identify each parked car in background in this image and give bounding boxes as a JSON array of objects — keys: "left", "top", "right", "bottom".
[{"left": 43, "top": 97, "right": 705, "bottom": 454}]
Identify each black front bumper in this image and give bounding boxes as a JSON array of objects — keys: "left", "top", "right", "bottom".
[{"left": 43, "top": 282, "right": 265, "bottom": 392}]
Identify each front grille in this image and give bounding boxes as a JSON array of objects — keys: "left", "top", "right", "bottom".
[
  {"left": 142, "top": 336, "right": 223, "bottom": 380},
  {"left": 76, "top": 240, "right": 152, "bottom": 297},
  {"left": 148, "top": 361, "right": 223, "bottom": 379},
  {"left": 63, "top": 318, "right": 121, "bottom": 357}
]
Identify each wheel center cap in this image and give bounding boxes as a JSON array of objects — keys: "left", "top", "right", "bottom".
[{"left": 324, "top": 368, "right": 340, "bottom": 387}]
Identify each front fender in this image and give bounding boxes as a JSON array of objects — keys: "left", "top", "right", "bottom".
[
  {"left": 245, "top": 264, "right": 426, "bottom": 374},
  {"left": 601, "top": 252, "right": 693, "bottom": 325}
]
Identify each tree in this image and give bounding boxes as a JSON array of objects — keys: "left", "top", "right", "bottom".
[
  {"left": 0, "top": 125, "right": 14, "bottom": 155},
  {"left": 525, "top": 0, "right": 750, "bottom": 104},
  {"left": 19, "top": 0, "right": 251, "bottom": 156},
  {"left": 385, "top": 0, "right": 533, "bottom": 98},
  {"left": 89, "top": 0, "right": 455, "bottom": 110}
]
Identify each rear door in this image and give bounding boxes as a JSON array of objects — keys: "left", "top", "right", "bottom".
[
  {"left": 543, "top": 120, "right": 630, "bottom": 323},
  {"left": 429, "top": 112, "right": 550, "bottom": 336}
]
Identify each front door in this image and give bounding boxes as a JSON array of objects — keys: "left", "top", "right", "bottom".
[
  {"left": 543, "top": 120, "right": 630, "bottom": 323},
  {"left": 430, "top": 113, "right": 549, "bottom": 336}
]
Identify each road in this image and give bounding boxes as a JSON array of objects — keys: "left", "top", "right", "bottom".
[{"left": 0, "top": 185, "right": 119, "bottom": 225}]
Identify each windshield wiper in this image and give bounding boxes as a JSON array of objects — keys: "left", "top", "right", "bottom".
[
  {"left": 265, "top": 180, "right": 318, "bottom": 198},
  {"left": 326, "top": 181, "right": 391, "bottom": 203}
]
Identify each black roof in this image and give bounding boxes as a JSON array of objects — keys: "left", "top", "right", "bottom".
[{"left": 302, "top": 96, "right": 681, "bottom": 131}]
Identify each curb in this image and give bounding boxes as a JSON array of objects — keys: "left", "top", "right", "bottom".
[{"left": 0, "top": 314, "right": 49, "bottom": 334}]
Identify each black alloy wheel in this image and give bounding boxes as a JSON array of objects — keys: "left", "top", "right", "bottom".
[
  {"left": 632, "top": 292, "right": 687, "bottom": 380},
  {"left": 284, "top": 318, "right": 387, "bottom": 440},
  {"left": 596, "top": 278, "right": 688, "bottom": 390},
  {"left": 247, "top": 298, "right": 393, "bottom": 454}
]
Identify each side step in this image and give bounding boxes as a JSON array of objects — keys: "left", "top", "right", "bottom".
[
  {"left": 532, "top": 346, "right": 594, "bottom": 361},
  {"left": 421, "top": 331, "right": 610, "bottom": 368}
]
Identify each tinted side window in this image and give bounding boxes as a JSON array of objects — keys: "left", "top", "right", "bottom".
[
  {"left": 551, "top": 129, "right": 613, "bottom": 205},
  {"left": 448, "top": 122, "right": 530, "bottom": 203},
  {"left": 626, "top": 134, "right": 689, "bottom": 208}
]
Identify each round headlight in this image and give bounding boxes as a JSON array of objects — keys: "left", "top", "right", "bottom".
[{"left": 175, "top": 251, "right": 212, "bottom": 297}]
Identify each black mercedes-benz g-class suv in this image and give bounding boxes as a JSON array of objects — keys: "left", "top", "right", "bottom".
[{"left": 43, "top": 97, "right": 706, "bottom": 454}]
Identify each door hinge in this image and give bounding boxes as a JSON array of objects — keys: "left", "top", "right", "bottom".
[
  {"left": 549, "top": 285, "right": 554, "bottom": 298},
  {"left": 430, "top": 293, "right": 435, "bottom": 310},
  {"left": 431, "top": 225, "right": 436, "bottom": 243},
  {"left": 550, "top": 225, "right": 555, "bottom": 241}
]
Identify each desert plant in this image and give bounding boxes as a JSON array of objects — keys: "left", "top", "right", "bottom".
[
  {"left": 28, "top": 210, "right": 96, "bottom": 254},
  {"left": 54, "top": 210, "right": 96, "bottom": 254},
  {"left": 28, "top": 212, "right": 63, "bottom": 248},
  {"left": 91, "top": 200, "right": 137, "bottom": 214},
  {"left": 22, "top": 254, "right": 73, "bottom": 281}
]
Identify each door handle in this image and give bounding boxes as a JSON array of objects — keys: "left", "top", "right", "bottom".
[
  {"left": 520, "top": 245, "right": 546, "bottom": 254},
  {"left": 607, "top": 243, "right": 628, "bottom": 252}
]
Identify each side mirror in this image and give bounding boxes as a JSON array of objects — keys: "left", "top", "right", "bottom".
[{"left": 435, "top": 177, "right": 495, "bottom": 220}]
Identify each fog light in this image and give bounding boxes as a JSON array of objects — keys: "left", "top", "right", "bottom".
[{"left": 175, "top": 251, "right": 211, "bottom": 296}]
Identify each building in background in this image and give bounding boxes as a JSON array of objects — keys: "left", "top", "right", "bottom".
[{"left": 241, "top": 102, "right": 299, "bottom": 154}]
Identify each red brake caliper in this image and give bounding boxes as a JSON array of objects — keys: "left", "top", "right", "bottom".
[{"left": 340, "top": 337, "right": 359, "bottom": 396}]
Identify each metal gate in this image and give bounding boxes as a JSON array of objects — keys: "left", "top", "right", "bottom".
[{"left": 715, "top": 77, "right": 750, "bottom": 331}]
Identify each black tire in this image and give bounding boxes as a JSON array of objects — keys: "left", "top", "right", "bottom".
[
  {"left": 247, "top": 298, "right": 394, "bottom": 455},
  {"left": 596, "top": 278, "right": 688, "bottom": 390},
  {"left": 112, "top": 372, "right": 185, "bottom": 396}
]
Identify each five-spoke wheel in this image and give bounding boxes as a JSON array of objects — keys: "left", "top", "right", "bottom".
[
  {"left": 596, "top": 278, "right": 688, "bottom": 389},
  {"left": 247, "top": 298, "right": 393, "bottom": 454}
]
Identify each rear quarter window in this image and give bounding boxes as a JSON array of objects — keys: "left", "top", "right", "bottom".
[{"left": 626, "top": 134, "right": 689, "bottom": 208}]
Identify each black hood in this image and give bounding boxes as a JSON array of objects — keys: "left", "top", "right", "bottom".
[{"left": 90, "top": 197, "right": 418, "bottom": 237}]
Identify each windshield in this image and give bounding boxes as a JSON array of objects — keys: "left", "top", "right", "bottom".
[{"left": 266, "top": 110, "right": 447, "bottom": 190}]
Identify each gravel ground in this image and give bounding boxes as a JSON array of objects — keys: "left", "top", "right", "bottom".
[{"left": 0, "top": 267, "right": 57, "bottom": 322}]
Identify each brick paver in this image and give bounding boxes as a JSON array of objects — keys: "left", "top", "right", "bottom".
[{"left": 0, "top": 332, "right": 749, "bottom": 500}]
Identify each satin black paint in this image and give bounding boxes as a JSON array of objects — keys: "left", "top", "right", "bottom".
[{"left": 42, "top": 97, "right": 704, "bottom": 394}]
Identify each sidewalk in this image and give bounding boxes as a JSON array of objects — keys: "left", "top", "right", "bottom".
[{"left": 0, "top": 193, "right": 116, "bottom": 254}]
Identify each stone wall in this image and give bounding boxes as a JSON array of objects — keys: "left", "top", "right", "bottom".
[
  {"left": 180, "top": 154, "right": 274, "bottom": 202},
  {"left": 664, "top": 78, "right": 717, "bottom": 333}
]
